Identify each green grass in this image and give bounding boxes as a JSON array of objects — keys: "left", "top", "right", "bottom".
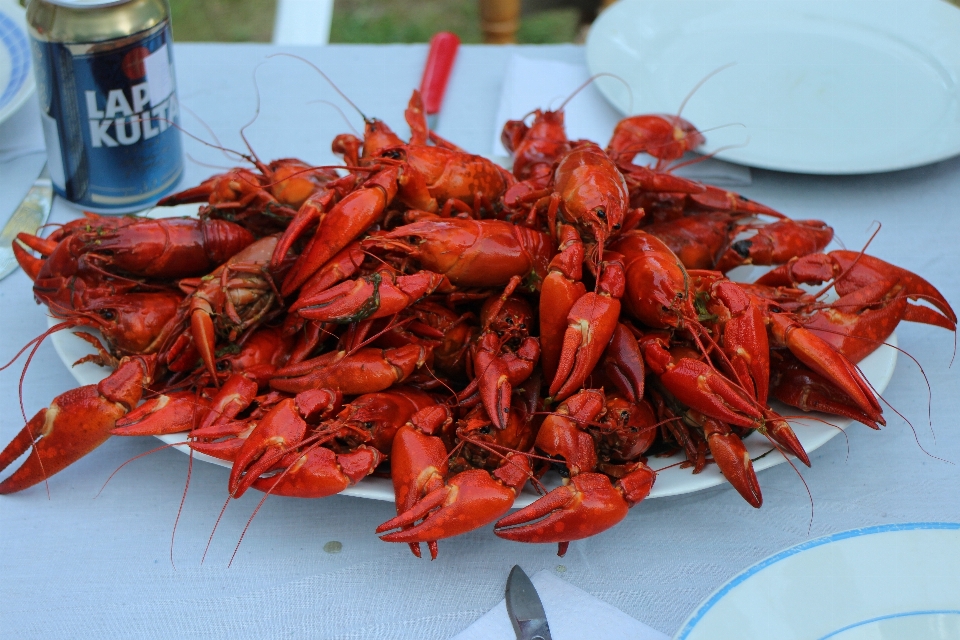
[
  {"left": 169, "top": 0, "right": 277, "bottom": 42},
  {"left": 170, "top": 0, "right": 960, "bottom": 44},
  {"left": 329, "top": 0, "right": 580, "bottom": 44},
  {"left": 169, "top": 0, "right": 580, "bottom": 44}
]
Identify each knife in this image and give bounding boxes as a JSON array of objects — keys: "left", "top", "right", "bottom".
[
  {"left": 420, "top": 31, "right": 460, "bottom": 131},
  {"left": 506, "top": 565, "right": 553, "bottom": 640},
  {"left": 0, "top": 163, "right": 53, "bottom": 280}
]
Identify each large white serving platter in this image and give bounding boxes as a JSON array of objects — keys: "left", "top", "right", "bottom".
[
  {"left": 49, "top": 308, "right": 898, "bottom": 507},
  {"left": 0, "top": 0, "right": 34, "bottom": 125},
  {"left": 586, "top": 0, "right": 960, "bottom": 175},
  {"left": 674, "top": 522, "right": 960, "bottom": 640},
  {"left": 44, "top": 203, "right": 898, "bottom": 506}
]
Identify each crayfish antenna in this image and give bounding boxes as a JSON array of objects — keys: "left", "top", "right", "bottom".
[
  {"left": 179, "top": 102, "right": 238, "bottom": 167},
  {"left": 675, "top": 62, "right": 736, "bottom": 120},
  {"left": 236, "top": 59, "right": 278, "bottom": 174},
  {"left": 156, "top": 118, "right": 252, "bottom": 168},
  {"left": 267, "top": 53, "right": 369, "bottom": 122}
]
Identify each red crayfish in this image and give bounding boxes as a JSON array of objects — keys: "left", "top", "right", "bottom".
[{"left": 1, "top": 87, "right": 954, "bottom": 564}]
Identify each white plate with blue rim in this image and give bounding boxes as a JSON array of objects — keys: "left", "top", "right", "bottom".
[
  {"left": 586, "top": 0, "right": 960, "bottom": 175},
  {"left": 0, "top": 0, "right": 34, "bottom": 126},
  {"left": 674, "top": 522, "right": 960, "bottom": 640}
]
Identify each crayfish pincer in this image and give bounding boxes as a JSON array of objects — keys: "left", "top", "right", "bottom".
[{"left": 0, "top": 355, "right": 155, "bottom": 494}]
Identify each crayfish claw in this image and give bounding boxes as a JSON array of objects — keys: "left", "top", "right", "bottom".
[
  {"left": 113, "top": 391, "right": 210, "bottom": 436},
  {"left": 767, "top": 314, "right": 883, "bottom": 426},
  {"left": 377, "top": 468, "right": 520, "bottom": 545},
  {"left": 761, "top": 409, "right": 810, "bottom": 467},
  {"left": 250, "top": 445, "right": 382, "bottom": 498},
  {"left": 12, "top": 237, "right": 44, "bottom": 281},
  {"left": 494, "top": 472, "right": 633, "bottom": 546},
  {"left": 548, "top": 294, "right": 620, "bottom": 401},
  {"left": 771, "top": 354, "right": 884, "bottom": 430},
  {"left": 228, "top": 398, "right": 307, "bottom": 498},
  {"left": 0, "top": 356, "right": 154, "bottom": 494},
  {"left": 702, "top": 418, "right": 762, "bottom": 508}
]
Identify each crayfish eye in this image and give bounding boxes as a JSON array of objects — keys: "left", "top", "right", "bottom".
[
  {"left": 479, "top": 425, "right": 491, "bottom": 435},
  {"left": 620, "top": 410, "right": 629, "bottom": 420},
  {"left": 732, "top": 239, "right": 752, "bottom": 258},
  {"left": 97, "top": 309, "right": 116, "bottom": 321},
  {"left": 595, "top": 208, "right": 606, "bottom": 220},
  {"left": 215, "top": 360, "right": 230, "bottom": 372},
  {"left": 519, "top": 323, "right": 526, "bottom": 330},
  {"left": 382, "top": 149, "right": 403, "bottom": 160},
  {"left": 612, "top": 223, "right": 621, "bottom": 231}
]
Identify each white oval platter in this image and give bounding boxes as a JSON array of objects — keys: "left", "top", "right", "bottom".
[
  {"left": 49, "top": 316, "right": 897, "bottom": 507},
  {"left": 586, "top": 0, "right": 960, "bottom": 174}
]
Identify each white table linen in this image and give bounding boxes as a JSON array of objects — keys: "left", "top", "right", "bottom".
[
  {"left": 452, "top": 570, "right": 669, "bottom": 640},
  {"left": 0, "top": 93, "right": 43, "bottom": 164},
  {"left": 1, "top": 43, "right": 958, "bottom": 640}
]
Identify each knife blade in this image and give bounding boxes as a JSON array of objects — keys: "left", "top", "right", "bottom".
[
  {"left": 0, "top": 163, "right": 52, "bottom": 280},
  {"left": 420, "top": 31, "right": 460, "bottom": 131},
  {"left": 506, "top": 565, "right": 553, "bottom": 640}
]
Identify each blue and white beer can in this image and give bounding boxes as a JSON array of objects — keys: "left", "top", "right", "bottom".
[{"left": 27, "top": 0, "right": 184, "bottom": 213}]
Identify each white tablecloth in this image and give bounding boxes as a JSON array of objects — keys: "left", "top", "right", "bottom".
[{"left": 1, "top": 43, "right": 958, "bottom": 640}]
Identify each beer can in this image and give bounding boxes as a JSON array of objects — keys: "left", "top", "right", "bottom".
[{"left": 26, "top": 0, "right": 184, "bottom": 213}]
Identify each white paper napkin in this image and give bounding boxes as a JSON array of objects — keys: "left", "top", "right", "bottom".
[
  {"left": 493, "top": 56, "right": 751, "bottom": 187},
  {"left": 451, "top": 570, "right": 670, "bottom": 640}
]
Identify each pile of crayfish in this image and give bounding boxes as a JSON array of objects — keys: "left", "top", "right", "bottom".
[{"left": 1, "top": 90, "right": 955, "bottom": 559}]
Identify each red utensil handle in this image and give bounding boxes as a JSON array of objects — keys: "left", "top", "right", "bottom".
[{"left": 420, "top": 32, "right": 460, "bottom": 115}]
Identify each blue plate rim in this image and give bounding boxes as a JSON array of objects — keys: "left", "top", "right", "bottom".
[
  {"left": 674, "top": 521, "right": 960, "bottom": 639},
  {"left": 0, "top": 0, "right": 35, "bottom": 124}
]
